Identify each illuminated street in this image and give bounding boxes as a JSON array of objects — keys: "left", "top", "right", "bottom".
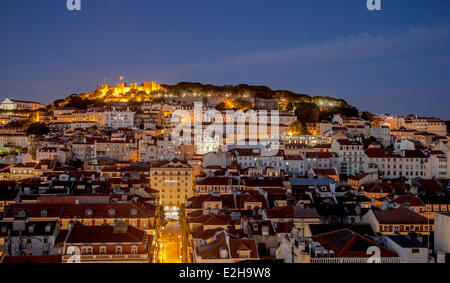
[{"left": 159, "top": 221, "right": 182, "bottom": 263}]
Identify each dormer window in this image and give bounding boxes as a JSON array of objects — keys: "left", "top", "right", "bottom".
[
  {"left": 238, "top": 250, "right": 251, "bottom": 259},
  {"left": 115, "top": 245, "right": 123, "bottom": 254},
  {"left": 18, "top": 210, "right": 26, "bottom": 217},
  {"left": 85, "top": 209, "right": 93, "bottom": 217},
  {"left": 81, "top": 246, "right": 93, "bottom": 255},
  {"left": 99, "top": 246, "right": 107, "bottom": 254},
  {"left": 108, "top": 209, "right": 116, "bottom": 217},
  {"left": 41, "top": 210, "right": 48, "bottom": 217},
  {"left": 130, "top": 209, "right": 138, "bottom": 217}
]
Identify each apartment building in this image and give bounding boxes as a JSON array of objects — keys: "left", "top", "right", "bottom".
[
  {"left": 364, "top": 148, "right": 430, "bottom": 180},
  {"left": 61, "top": 222, "right": 152, "bottom": 263},
  {"left": 103, "top": 108, "right": 135, "bottom": 129},
  {"left": 0, "top": 98, "right": 45, "bottom": 111},
  {"left": 331, "top": 139, "right": 364, "bottom": 176},
  {"left": 94, "top": 140, "right": 138, "bottom": 162},
  {"left": 150, "top": 161, "right": 194, "bottom": 207}
]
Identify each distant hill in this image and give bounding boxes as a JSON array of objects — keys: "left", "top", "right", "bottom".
[
  {"left": 48, "top": 81, "right": 361, "bottom": 123},
  {"left": 161, "top": 82, "right": 351, "bottom": 107}
]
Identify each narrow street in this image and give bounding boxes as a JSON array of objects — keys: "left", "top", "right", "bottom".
[{"left": 159, "top": 221, "right": 182, "bottom": 263}]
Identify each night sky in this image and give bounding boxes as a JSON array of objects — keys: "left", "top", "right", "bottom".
[{"left": 0, "top": 0, "right": 449, "bottom": 119}]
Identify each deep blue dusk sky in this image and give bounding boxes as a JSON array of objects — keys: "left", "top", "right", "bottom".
[{"left": 0, "top": 0, "right": 449, "bottom": 119}]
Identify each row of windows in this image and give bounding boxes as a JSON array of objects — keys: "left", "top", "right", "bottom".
[
  {"left": 11, "top": 170, "right": 33, "bottom": 174},
  {"left": 240, "top": 162, "right": 283, "bottom": 167},
  {"left": 151, "top": 171, "right": 191, "bottom": 176},
  {"left": 80, "top": 245, "right": 138, "bottom": 255},
  {"left": 371, "top": 158, "right": 426, "bottom": 163},
  {"left": 381, "top": 171, "right": 424, "bottom": 177},
  {"left": 342, "top": 157, "right": 364, "bottom": 162},
  {"left": 198, "top": 187, "right": 231, "bottom": 193},
  {"left": 339, "top": 146, "right": 363, "bottom": 151},
  {"left": 160, "top": 194, "right": 188, "bottom": 199},
  {"left": 161, "top": 188, "right": 190, "bottom": 193},
  {"left": 381, "top": 225, "right": 431, "bottom": 232},
  {"left": 239, "top": 156, "right": 283, "bottom": 161},
  {"left": 153, "top": 183, "right": 189, "bottom": 188}
]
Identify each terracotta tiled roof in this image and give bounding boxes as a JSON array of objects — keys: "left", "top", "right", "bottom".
[
  {"left": 244, "top": 178, "right": 284, "bottom": 188},
  {"left": 417, "top": 179, "right": 443, "bottom": 193},
  {"left": 192, "top": 228, "right": 225, "bottom": 240},
  {"left": 313, "top": 229, "right": 398, "bottom": 257},
  {"left": 274, "top": 222, "right": 295, "bottom": 233},
  {"left": 236, "top": 191, "right": 267, "bottom": 209},
  {"left": 196, "top": 231, "right": 258, "bottom": 260},
  {"left": 66, "top": 223, "right": 146, "bottom": 243},
  {"left": 234, "top": 149, "right": 261, "bottom": 157},
  {"left": 265, "top": 206, "right": 319, "bottom": 219},
  {"left": 363, "top": 183, "right": 410, "bottom": 194},
  {"left": 393, "top": 196, "right": 425, "bottom": 207},
  {"left": 371, "top": 207, "right": 429, "bottom": 224},
  {"left": 186, "top": 195, "right": 235, "bottom": 209},
  {"left": 403, "top": 150, "right": 428, "bottom": 158},
  {"left": 365, "top": 148, "right": 400, "bottom": 158},
  {"left": 349, "top": 173, "right": 371, "bottom": 181},
  {"left": 284, "top": 155, "right": 304, "bottom": 161},
  {"left": 5, "top": 202, "right": 156, "bottom": 219},
  {"left": 189, "top": 214, "right": 233, "bottom": 226}
]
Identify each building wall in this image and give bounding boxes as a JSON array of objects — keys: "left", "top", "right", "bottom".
[
  {"left": 434, "top": 213, "right": 450, "bottom": 254},
  {"left": 94, "top": 141, "right": 138, "bottom": 161},
  {"left": 150, "top": 166, "right": 194, "bottom": 206},
  {"left": 385, "top": 238, "right": 428, "bottom": 263}
]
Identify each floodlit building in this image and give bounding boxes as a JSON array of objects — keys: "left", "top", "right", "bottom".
[
  {"left": 150, "top": 161, "right": 194, "bottom": 207},
  {"left": 0, "top": 98, "right": 45, "bottom": 111},
  {"left": 62, "top": 222, "right": 152, "bottom": 263}
]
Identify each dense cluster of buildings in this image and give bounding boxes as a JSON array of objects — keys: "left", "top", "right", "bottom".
[{"left": 0, "top": 91, "right": 449, "bottom": 264}]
